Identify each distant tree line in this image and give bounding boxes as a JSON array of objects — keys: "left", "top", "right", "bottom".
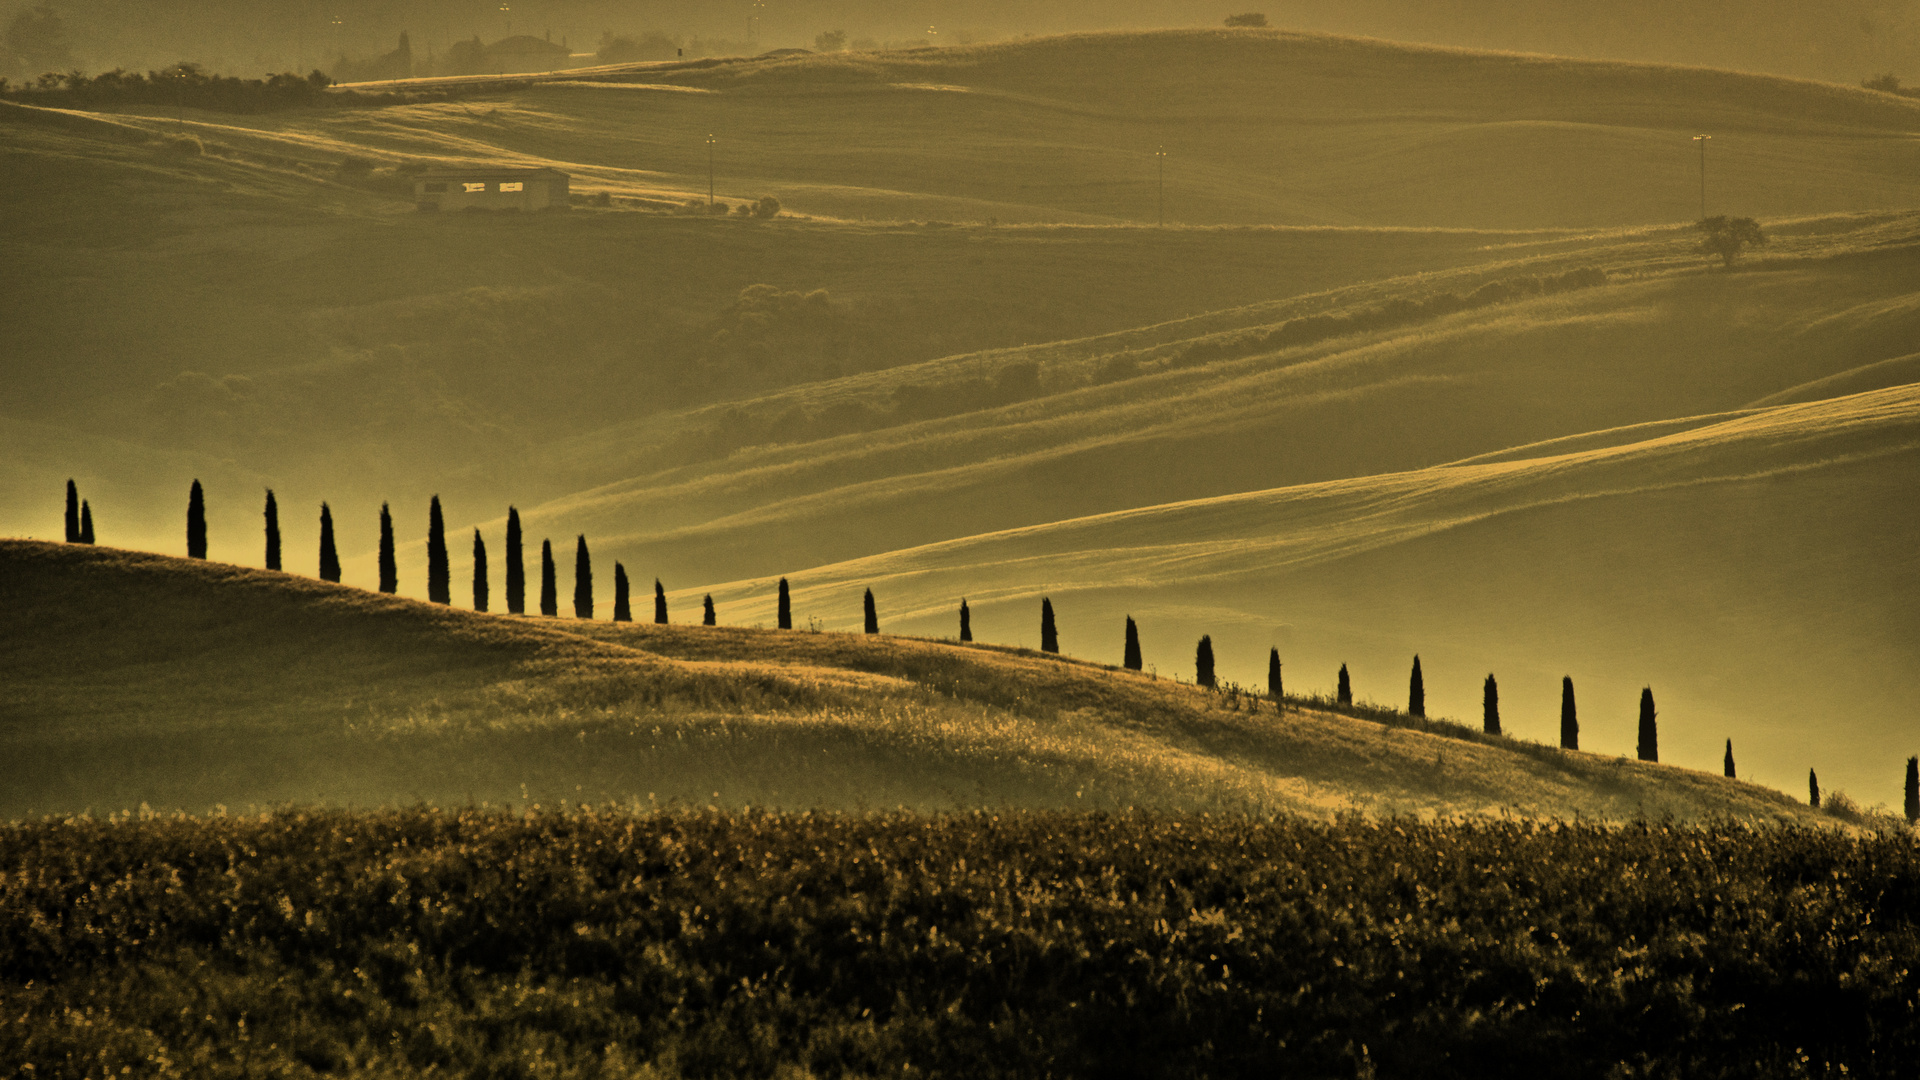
[{"left": 0, "top": 63, "right": 450, "bottom": 112}]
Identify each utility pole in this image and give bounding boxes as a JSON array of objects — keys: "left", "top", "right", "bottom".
[
  {"left": 706, "top": 134, "right": 716, "bottom": 209},
  {"left": 500, "top": 3, "right": 511, "bottom": 35},
  {"left": 1155, "top": 146, "right": 1167, "bottom": 227},
  {"left": 1693, "top": 134, "right": 1712, "bottom": 220}
]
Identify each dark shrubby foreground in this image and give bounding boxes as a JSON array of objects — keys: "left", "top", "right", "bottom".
[{"left": 4, "top": 809, "right": 1916, "bottom": 1078}]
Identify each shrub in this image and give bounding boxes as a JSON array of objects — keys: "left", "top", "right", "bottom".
[{"left": 753, "top": 195, "right": 781, "bottom": 219}]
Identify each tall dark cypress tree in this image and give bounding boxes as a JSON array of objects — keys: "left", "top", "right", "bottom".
[
  {"left": 1636, "top": 687, "right": 1658, "bottom": 763},
  {"left": 427, "top": 496, "right": 450, "bottom": 604},
  {"left": 1723, "top": 739, "right": 1736, "bottom": 779},
  {"left": 505, "top": 507, "right": 526, "bottom": 615},
  {"left": 1040, "top": 597, "right": 1058, "bottom": 654},
  {"left": 1408, "top": 656, "right": 1425, "bottom": 717},
  {"left": 1904, "top": 756, "right": 1917, "bottom": 824},
  {"left": 613, "top": 564, "right": 631, "bottom": 622},
  {"left": 703, "top": 595, "right": 716, "bottom": 626},
  {"left": 573, "top": 535, "right": 593, "bottom": 619},
  {"left": 1268, "top": 648, "right": 1282, "bottom": 702},
  {"left": 378, "top": 503, "right": 398, "bottom": 593},
  {"left": 1337, "top": 663, "right": 1352, "bottom": 706},
  {"left": 1482, "top": 673, "right": 1500, "bottom": 735},
  {"left": 1194, "top": 635, "right": 1216, "bottom": 688},
  {"left": 777, "top": 578, "right": 792, "bottom": 630},
  {"left": 654, "top": 580, "right": 668, "bottom": 624},
  {"left": 1560, "top": 676, "right": 1578, "bottom": 750},
  {"left": 1809, "top": 768, "right": 1821, "bottom": 808},
  {"left": 959, "top": 599, "right": 972, "bottom": 642},
  {"left": 1123, "top": 616, "right": 1142, "bottom": 671},
  {"left": 263, "top": 490, "right": 281, "bottom": 570},
  {"left": 472, "top": 529, "right": 489, "bottom": 612},
  {"left": 863, "top": 589, "right": 878, "bottom": 634},
  {"left": 318, "top": 503, "right": 341, "bottom": 582},
  {"left": 78, "top": 501, "right": 94, "bottom": 544},
  {"left": 64, "top": 479, "right": 80, "bottom": 543},
  {"left": 539, "top": 540, "right": 557, "bottom": 616},
  {"left": 187, "top": 480, "right": 207, "bottom": 559}
]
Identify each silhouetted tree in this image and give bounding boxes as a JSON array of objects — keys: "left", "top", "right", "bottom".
[
  {"left": 1268, "top": 648, "right": 1282, "bottom": 702},
  {"left": 1905, "top": 756, "right": 1918, "bottom": 824},
  {"left": 1337, "top": 663, "right": 1352, "bottom": 706},
  {"left": 187, "top": 480, "right": 207, "bottom": 559},
  {"left": 427, "top": 496, "right": 450, "bottom": 604},
  {"left": 472, "top": 529, "right": 488, "bottom": 612},
  {"left": 1560, "top": 676, "right": 1578, "bottom": 750},
  {"left": 539, "top": 540, "right": 557, "bottom": 616},
  {"left": 1724, "top": 739, "right": 1736, "bottom": 779},
  {"left": 863, "top": 588, "right": 878, "bottom": 634},
  {"left": 960, "top": 598, "right": 972, "bottom": 642},
  {"left": 777, "top": 577, "right": 792, "bottom": 629},
  {"left": 1483, "top": 673, "right": 1499, "bottom": 734},
  {"left": 1408, "top": 656, "right": 1425, "bottom": 717},
  {"left": 703, "top": 595, "right": 716, "bottom": 626},
  {"left": 1123, "top": 617, "right": 1142, "bottom": 671},
  {"left": 64, "top": 479, "right": 79, "bottom": 542},
  {"left": 1809, "top": 768, "right": 1821, "bottom": 808},
  {"left": 1195, "top": 635, "right": 1216, "bottom": 688},
  {"left": 78, "top": 501, "right": 93, "bottom": 544},
  {"left": 1040, "top": 597, "right": 1058, "bottom": 653},
  {"left": 1637, "top": 687, "right": 1658, "bottom": 762},
  {"left": 376, "top": 503, "right": 397, "bottom": 593},
  {"left": 655, "top": 580, "right": 668, "bottom": 624},
  {"left": 263, "top": 490, "right": 281, "bottom": 570},
  {"left": 573, "top": 535, "right": 593, "bottom": 619},
  {"left": 318, "top": 503, "right": 341, "bottom": 582},
  {"left": 505, "top": 507, "right": 525, "bottom": 615},
  {"left": 613, "top": 564, "right": 631, "bottom": 622},
  {"left": 1696, "top": 215, "right": 1767, "bottom": 269}
]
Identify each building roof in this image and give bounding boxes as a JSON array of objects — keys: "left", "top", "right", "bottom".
[{"left": 416, "top": 166, "right": 570, "bottom": 179}]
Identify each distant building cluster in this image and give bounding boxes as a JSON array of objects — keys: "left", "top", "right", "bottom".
[{"left": 414, "top": 167, "right": 569, "bottom": 211}]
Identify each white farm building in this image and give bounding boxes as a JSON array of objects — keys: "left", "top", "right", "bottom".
[{"left": 415, "top": 167, "right": 570, "bottom": 211}]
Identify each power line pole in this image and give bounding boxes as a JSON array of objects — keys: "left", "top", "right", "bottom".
[
  {"left": 1693, "top": 134, "right": 1712, "bottom": 220},
  {"left": 1155, "top": 146, "right": 1167, "bottom": 227},
  {"left": 706, "top": 134, "right": 716, "bottom": 209}
]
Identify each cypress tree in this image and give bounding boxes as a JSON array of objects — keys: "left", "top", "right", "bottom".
[
  {"left": 377, "top": 503, "right": 397, "bottom": 593},
  {"left": 573, "top": 535, "right": 593, "bottom": 619},
  {"left": 1123, "top": 616, "right": 1142, "bottom": 671},
  {"left": 1904, "top": 756, "right": 1917, "bottom": 824},
  {"left": 1723, "top": 739, "right": 1736, "bottom": 779},
  {"left": 1636, "top": 687, "right": 1658, "bottom": 763},
  {"left": 613, "top": 564, "right": 631, "bottom": 622},
  {"left": 318, "top": 503, "right": 341, "bottom": 582},
  {"left": 655, "top": 580, "right": 668, "bottom": 624},
  {"left": 1040, "top": 597, "right": 1058, "bottom": 653},
  {"left": 1482, "top": 673, "right": 1499, "bottom": 735},
  {"left": 427, "top": 496, "right": 450, "bottom": 604},
  {"left": 1194, "top": 635, "right": 1216, "bottom": 688},
  {"left": 703, "top": 595, "right": 716, "bottom": 626},
  {"left": 863, "top": 588, "right": 878, "bottom": 634},
  {"left": 505, "top": 507, "right": 525, "bottom": 615},
  {"left": 1408, "top": 656, "right": 1425, "bottom": 717},
  {"left": 777, "top": 577, "right": 792, "bottom": 630},
  {"left": 79, "top": 500, "right": 94, "bottom": 545},
  {"left": 539, "top": 540, "right": 557, "bottom": 616},
  {"left": 187, "top": 479, "right": 207, "bottom": 559},
  {"left": 64, "top": 479, "right": 79, "bottom": 543},
  {"left": 472, "top": 529, "right": 489, "bottom": 612},
  {"left": 1560, "top": 676, "right": 1578, "bottom": 750},
  {"left": 263, "top": 490, "right": 281, "bottom": 570},
  {"left": 1809, "top": 768, "right": 1821, "bottom": 808},
  {"left": 959, "top": 598, "right": 972, "bottom": 642},
  {"left": 1337, "top": 663, "right": 1352, "bottom": 706},
  {"left": 1268, "top": 647, "right": 1282, "bottom": 702}
]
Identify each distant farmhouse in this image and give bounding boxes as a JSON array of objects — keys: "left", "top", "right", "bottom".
[{"left": 415, "top": 167, "right": 570, "bottom": 211}]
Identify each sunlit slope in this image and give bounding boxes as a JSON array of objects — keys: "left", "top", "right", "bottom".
[
  {"left": 0, "top": 539, "right": 1826, "bottom": 825},
  {"left": 691, "top": 386, "right": 1920, "bottom": 811}
]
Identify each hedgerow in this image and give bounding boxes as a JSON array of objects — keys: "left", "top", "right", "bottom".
[{"left": 4, "top": 808, "right": 1916, "bottom": 1077}]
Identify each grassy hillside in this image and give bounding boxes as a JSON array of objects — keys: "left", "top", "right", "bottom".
[{"left": 0, "top": 538, "right": 1833, "bottom": 825}]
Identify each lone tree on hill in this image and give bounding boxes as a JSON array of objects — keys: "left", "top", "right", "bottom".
[
  {"left": 1696, "top": 215, "right": 1766, "bottom": 269},
  {"left": 777, "top": 578, "right": 792, "bottom": 630},
  {"left": 318, "top": 503, "right": 341, "bottom": 582},
  {"left": 187, "top": 480, "right": 207, "bottom": 559},
  {"left": 79, "top": 501, "right": 93, "bottom": 545},
  {"left": 1560, "top": 676, "right": 1578, "bottom": 750},
  {"left": 573, "top": 536, "right": 593, "bottom": 619},
  {"left": 263, "top": 490, "right": 281, "bottom": 570},
  {"left": 377, "top": 503, "right": 398, "bottom": 593},
  {"left": 959, "top": 599, "right": 972, "bottom": 642},
  {"left": 1905, "top": 756, "right": 1918, "bottom": 824},
  {"left": 65, "top": 479, "right": 80, "bottom": 542},
  {"left": 1724, "top": 739, "right": 1736, "bottom": 779},
  {"left": 1637, "top": 687, "right": 1658, "bottom": 762},
  {"left": 505, "top": 507, "right": 526, "bottom": 615},
  {"left": 655, "top": 580, "right": 669, "bottom": 624},
  {"left": 1809, "top": 768, "right": 1821, "bottom": 808},
  {"left": 1408, "top": 656, "right": 1425, "bottom": 718},
  {"left": 1483, "top": 673, "right": 1500, "bottom": 735},
  {"left": 1224, "top": 13, "right": 1268, "bottom": 27},
  {"left": 1195, "top": 635, "right": 1216, "bottom": 688},
  {"left": 472, "top": 529, "right": 489, "bottom": 612},
  {"left": 1337, "top": 663, "right": 1352, "bottom": 706},
  {"left": 613, "top": 564, "right": 631, "bottom": 622},
  {"left": 427, "top": 496, "right": 450, "bottom": 604},
  {"left": 703, "top": 595, "right": 716, "bottom": 626},
  {"left": 1268, "top": 648, "right": 1282, "bottom": 703},
  {"left": 863, "top": 589, "right": 879, "bottom": 634},
  {"left": 1040, "top": 598, "right": 1059, "bottom": 654},
  {"left": 1123, "top": 617, "right": 1142, "bottom": 671},
  {"left": 539, "top": 540, "right": 558, "bottom": 616}
]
